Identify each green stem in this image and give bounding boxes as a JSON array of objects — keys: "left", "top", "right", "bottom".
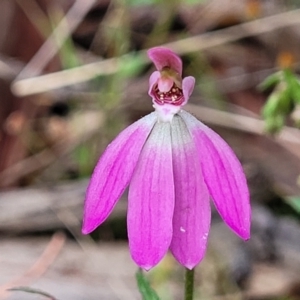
[{"left": 184, "top": 268, "right": 195, "bottom": 300}]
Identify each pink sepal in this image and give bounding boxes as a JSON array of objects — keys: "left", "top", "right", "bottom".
[
  {"left": 170, "top": 116, "right": 211, "bottom": 269},
  {"left": 82, "top": 113, "right": 156, "bottom": 234},
  {"left": 128, "top": 122, "right": 175, "bottom": 270},
  {"left": 180, "top": 110, "right": 251, "bottom": 240}
]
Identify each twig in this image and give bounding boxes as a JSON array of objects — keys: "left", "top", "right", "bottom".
[
  {"left": 8, "top": 286, "right": 58, "bottom": 300},
  {"left": 163, "top": 8, "right": 300, "bottom": 55},
  {"left": 184, "top": 103, "right": 300, "bottom": 160},
  {"left": 14, "top": 0, "right": 97, "bottom": 81},
  {"left": 0, "top": 111, "right": 104, "bottom": 187},
  {"left": 51, "top": 206, "right": 96, "bottom": 252},
  {"left": 0, "top": 60, "right": 18, "bottom": 80},
  {"left": 0, "top": 232, "right": 66, "bottom": 299},
  {"left": 12, "top": 8, "right": 300, "bottom": 96},
  {"left": 12, "top": 55, "right": 121, "bottom": 96},
  {"left": 185, "top": 104, "right": 300, "bottom": 144},
  {"left": 0, "top": 147, "right": 58, "bottom": 187}
]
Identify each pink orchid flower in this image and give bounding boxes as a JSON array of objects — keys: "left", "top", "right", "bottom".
[{"left": 82, "top": 47, "right": 251, "bottom": 270}]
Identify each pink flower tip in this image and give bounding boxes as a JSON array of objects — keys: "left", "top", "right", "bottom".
[
  {"left": 147, "top": 47, "right": 196, "bottom": 121},
  {"left": 147, "top": 47, "right": 182, "bottom": 75}
]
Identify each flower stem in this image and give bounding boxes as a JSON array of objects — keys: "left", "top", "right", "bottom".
[{"left": 184, "top": 268, "right": 195, "bottom": 300}]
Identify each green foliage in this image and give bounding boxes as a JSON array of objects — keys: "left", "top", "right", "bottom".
[
  {"left": 184, "top": 0, "right": 209, "bottom": 4},
  {"left": 260, "top": 68, "right": 300, "bottom": 133},
  {"left": 57, "top": 34, "right": 81, "bottom": 69},
  {"left": 136, "top": 269, "right": 161, "bottom": 300},
  {"left": 286, "top": 72, "right": 300, "bottom": 104},
  {"left": 119, "top": 53, "right": 146, "bottom": 78},
  {"left": 74, "top": 144, "right": 94, "bottom": 178},
  {"left": 127, "top": 0, "right": 158, "bottom": 5},
  {"left": 49, "top": 7, "right": 81, "bottom": 69},
  {"left": 258, "top": 72, "right": 281, "bottom": 91},
  {"left": 285, "top": 196, "right": 300, "bottom": 214}
]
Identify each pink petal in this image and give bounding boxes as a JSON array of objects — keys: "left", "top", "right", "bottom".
[
  {"left": 128, "top": 122, "right": 174, "bottom": 270},
  {"left": 158, "top": 76, "right": 174, "bottom": 93},
  {"left": 170, "top": 116, "right": 211, "bottom": 269},
  {"left": 148, "top": 71, "right": 160, "bottom": 96},
  {"left": 180, "top": 110, "right": 251, "bottom": 240},
  {"left": 82, "top": 113, "right": 157, "bottom": 234},
  {"left": 147, "top": 47, "right": 182, "bottom": 75},
  {"left": 182, "top": 76, "right": 195, "bottom": 105}
]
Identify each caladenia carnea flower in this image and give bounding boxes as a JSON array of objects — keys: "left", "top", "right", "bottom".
[{"left": 82, "top": 47, "right": 251, "bottom": 270}]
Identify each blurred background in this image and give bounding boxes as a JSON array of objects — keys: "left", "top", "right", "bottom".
[{"left": 1, "top": 0, "right": 300, "bottom": 299}]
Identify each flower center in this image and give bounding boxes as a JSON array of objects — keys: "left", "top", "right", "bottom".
[{"left": 153, "top": 83, "right": 184, "bottom": 106}]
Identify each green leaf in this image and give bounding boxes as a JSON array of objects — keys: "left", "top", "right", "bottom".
[
  {"left": 264, "top": 114, "right": 285, "bottom": 134},
  {"left": 285, "top": 196, "right": 300, "bottom": 214},
  {"left": 291, "top": 84, "right": 300, "bottom": 104},
  {"left": 127, "top": 0, "right": 158, "bottom": 6},
  {"left": 258, "top": 72, "right": 281, "bottom": 91},
  {"left": 282, "top": 68, "right": 300, "bottom": 103},
  {"left": 136, "top": 269, "right": 161, "bottom": 300},
  {"left": 289, "top": 77, "right": 300, "bottom": 104},
  {"left": 262, "top": 87, "right": 292, "bottom": 117},
  {"left": 118, "top": 53, "right": 146, "bottom": 78},
  {"left": 262, "top": 93, "right": 281, "bottom": 117},
  {"left": 277, "top": 87, "right": 293, "bottom": 115},
  {"left": 49, "top": 8, "right": 81, "bottom": 69},
  {"left": 183, "top": 0, "right": 209, "bottom": 4}
]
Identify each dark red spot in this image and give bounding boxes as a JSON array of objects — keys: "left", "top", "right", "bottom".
[{"left": 152, "top": 83, "right": 184, "bottom": 106}]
